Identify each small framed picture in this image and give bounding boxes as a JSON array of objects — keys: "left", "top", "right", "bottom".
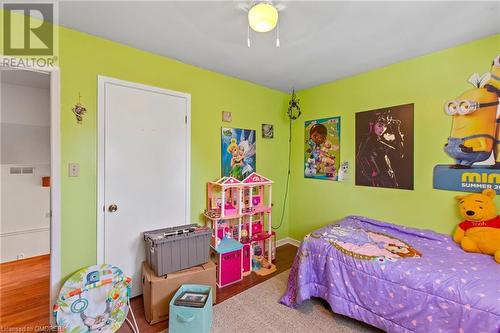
[
  {"left": 174, "top": 291, "right": 209, "bottom": 308},
  {"left": 262, "top": 124, "right": 274, "bottom": 139}
]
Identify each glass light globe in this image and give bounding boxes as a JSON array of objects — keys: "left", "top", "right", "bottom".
[{"left": 248, "top": 3, "right": 278, "bottom": 33}]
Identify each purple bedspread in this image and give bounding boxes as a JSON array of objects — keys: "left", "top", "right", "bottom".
[{"left": 280, "top": 216, "right": 500, "bottom": 333}]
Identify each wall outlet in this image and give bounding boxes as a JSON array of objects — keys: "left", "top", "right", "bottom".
[
  {"left": 17, "top": 253, "right": 24, "bottom": 260},
  {"left": 222, "top": 111, "right": 232, "bottom": 122},
  {"left": 68, "top": 163, "right": 80, "bottom": 177}
]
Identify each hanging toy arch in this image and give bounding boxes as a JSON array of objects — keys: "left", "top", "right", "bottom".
[{"left": 53, "top": 264, "right": 139, "bottom": 333}]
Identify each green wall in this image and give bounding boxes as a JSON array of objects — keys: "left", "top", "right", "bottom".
[
  {"left": 58, "top": 28, "right": 290, "bottom": 278},
  {"left": 4, "top": 12, "right": 498, "bottom": 282},
  {"left": 288, "top": 34, "right": 500, "bottom": 240}
]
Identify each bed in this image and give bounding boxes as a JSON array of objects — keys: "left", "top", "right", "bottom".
[{"left": 280, "top": 216, "right": 500, "bottom": 333}]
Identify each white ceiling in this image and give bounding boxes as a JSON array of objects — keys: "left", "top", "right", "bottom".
[{"left": 59, "top": 1, "right": 500, "bottom": 92}]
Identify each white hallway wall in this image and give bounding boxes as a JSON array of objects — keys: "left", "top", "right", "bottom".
[{"left": 0, "top": 82, "right": 51, "bottom": 263}]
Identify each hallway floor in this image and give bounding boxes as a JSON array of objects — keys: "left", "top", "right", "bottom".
[{"left": 0, "top": 255, "right": 51, "bottom": 329}]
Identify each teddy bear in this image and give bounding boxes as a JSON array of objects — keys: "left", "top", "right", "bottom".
[{"left": 453, "top": 188, "right": 500, "bottom": 263}]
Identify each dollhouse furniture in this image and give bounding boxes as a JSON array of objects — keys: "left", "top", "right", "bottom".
[
  {"left": 212, "top": 238, "right": 243, "bottom": 287},
  {"left": 204, "top": 173, "right": 276, "bottom": 287}
]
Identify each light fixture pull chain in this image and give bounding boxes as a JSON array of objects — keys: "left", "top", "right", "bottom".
[
  {"left": 276, "top": 21, "right": 280, "bottom": 48},
  {"left": 247, "top": 25, "right": 251, "bottom": 48}
]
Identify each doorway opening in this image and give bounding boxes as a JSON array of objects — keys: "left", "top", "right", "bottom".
[{"left": 0, "top": 64, "right": 60, "bottom": 329}]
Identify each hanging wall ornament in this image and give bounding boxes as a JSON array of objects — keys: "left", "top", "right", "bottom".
[
  {"left": 72, "top": 93, "right": 87, "bottom": 124},
  {"left": 287, "top": 89, "right": 301, "bottom": 120}
]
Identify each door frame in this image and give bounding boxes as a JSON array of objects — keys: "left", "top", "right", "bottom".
[
  {"left": 0, "top": 57, "right": 61, "bottom": 319},
  {"left": 96, "top": 75, "right": 191, "bottom": 263}
]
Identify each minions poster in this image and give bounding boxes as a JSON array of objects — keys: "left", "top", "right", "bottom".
[
  {"left": 433, "top": 54, "right": 500, "bottom": 194},
  {"left": 221, "top": 128, "right": 256, "bottom": 181},
  {"left": 304, "top": 116, "right": 341, "bottom": 181},
  {"left": 355, "top": 104, "right": 414, "bottom": 190}
]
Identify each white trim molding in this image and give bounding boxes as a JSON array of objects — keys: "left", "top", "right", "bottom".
[
  {"left": 276, "top": 237, "right": 301, "bottom": 248},
  {"left": 1, "top": 57, "right": 61, "bottom": 324}
]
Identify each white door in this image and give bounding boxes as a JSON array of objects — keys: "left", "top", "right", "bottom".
[{"left": 98, "top": 76, "right": 190, "bottom": 297}]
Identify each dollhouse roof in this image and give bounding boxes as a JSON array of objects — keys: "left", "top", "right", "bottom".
[
  {"left": 214, "top": 238, "right": 243, "bottom": 254},
  {"left": 213, "top": 176, "right": 242, "bottom": 186},
  {"left": 242, "top": 172, "right": 273, "bottom": 185}
]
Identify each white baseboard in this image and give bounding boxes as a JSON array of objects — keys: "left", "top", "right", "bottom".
[
  {"left": 276, "top": 237, "right": 301, "bottom": 248},
  {"left": 1, "top": 227, "right": 50, "bottom": 263}
]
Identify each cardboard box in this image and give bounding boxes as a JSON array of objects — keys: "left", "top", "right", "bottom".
[{"left": 142, "top": 259, "right": 216, "bottom": 325}]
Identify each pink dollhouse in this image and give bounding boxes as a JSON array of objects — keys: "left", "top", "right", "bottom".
[{"left": 204, "top": 173, "right": 276, "bottom": 287}]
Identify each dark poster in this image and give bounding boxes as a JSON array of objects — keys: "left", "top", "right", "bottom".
[{"left": 355, "top": 104, "right": 414, "bottom": 190}]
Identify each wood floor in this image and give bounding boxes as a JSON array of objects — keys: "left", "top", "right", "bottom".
[
  {"left": 0, "top": 255, "right": 51, "bottom": 329},
  {"left": 0, "top": 244, "right": 297, "bottom": 332}
]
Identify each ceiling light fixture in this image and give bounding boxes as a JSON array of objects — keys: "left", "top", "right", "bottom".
[
  {"left": 245, "top": 2, "right": 281, "bottom": 48},
  {"left": 248, "top": 3, "right": 278, "bottom": 33}
]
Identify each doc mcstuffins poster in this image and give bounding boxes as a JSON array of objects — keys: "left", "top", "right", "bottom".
[
  {"left": 221, "top": 127, "right": 256, "bottom": 180},
  {"left": 304, "top": 116, "right": 341, "bottom": 181}
]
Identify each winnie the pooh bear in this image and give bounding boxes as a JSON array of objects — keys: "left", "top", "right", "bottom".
[{"left": 453, "top": 188, "right": 500, "bottom": 263}]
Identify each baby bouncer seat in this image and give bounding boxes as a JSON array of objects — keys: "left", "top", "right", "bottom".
[{"left": 53, "top": 264, "right": 139, "bottom": 333}]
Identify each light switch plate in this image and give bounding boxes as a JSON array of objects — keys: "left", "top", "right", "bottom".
[
  {"left": 68, "top": 163, "right": 80, "bottom": 177},
  {"left": 222, "top": 111, "right": 232, "bottom": 122}
]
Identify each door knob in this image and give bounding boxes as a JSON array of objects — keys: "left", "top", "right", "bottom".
[{"left": 108, "top": 204, "right": 118, "bottom": 213}]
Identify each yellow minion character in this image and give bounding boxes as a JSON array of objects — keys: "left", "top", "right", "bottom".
[
  {"left": 444, "top": 73, "right": 499, "bottom": 168},
  {"left": 485, "top": 54, "right": 500, "bottom": 167},
  {"left": 486, "top": 54, "right": 500, "bottom": 92}
]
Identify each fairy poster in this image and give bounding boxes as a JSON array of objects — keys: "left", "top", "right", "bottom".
[
  {"left": 304, "top": 117, "right": 341, "bottom": 180},
  {"left": 221, "top": 128, "right": 256, "bottom": 180}
]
